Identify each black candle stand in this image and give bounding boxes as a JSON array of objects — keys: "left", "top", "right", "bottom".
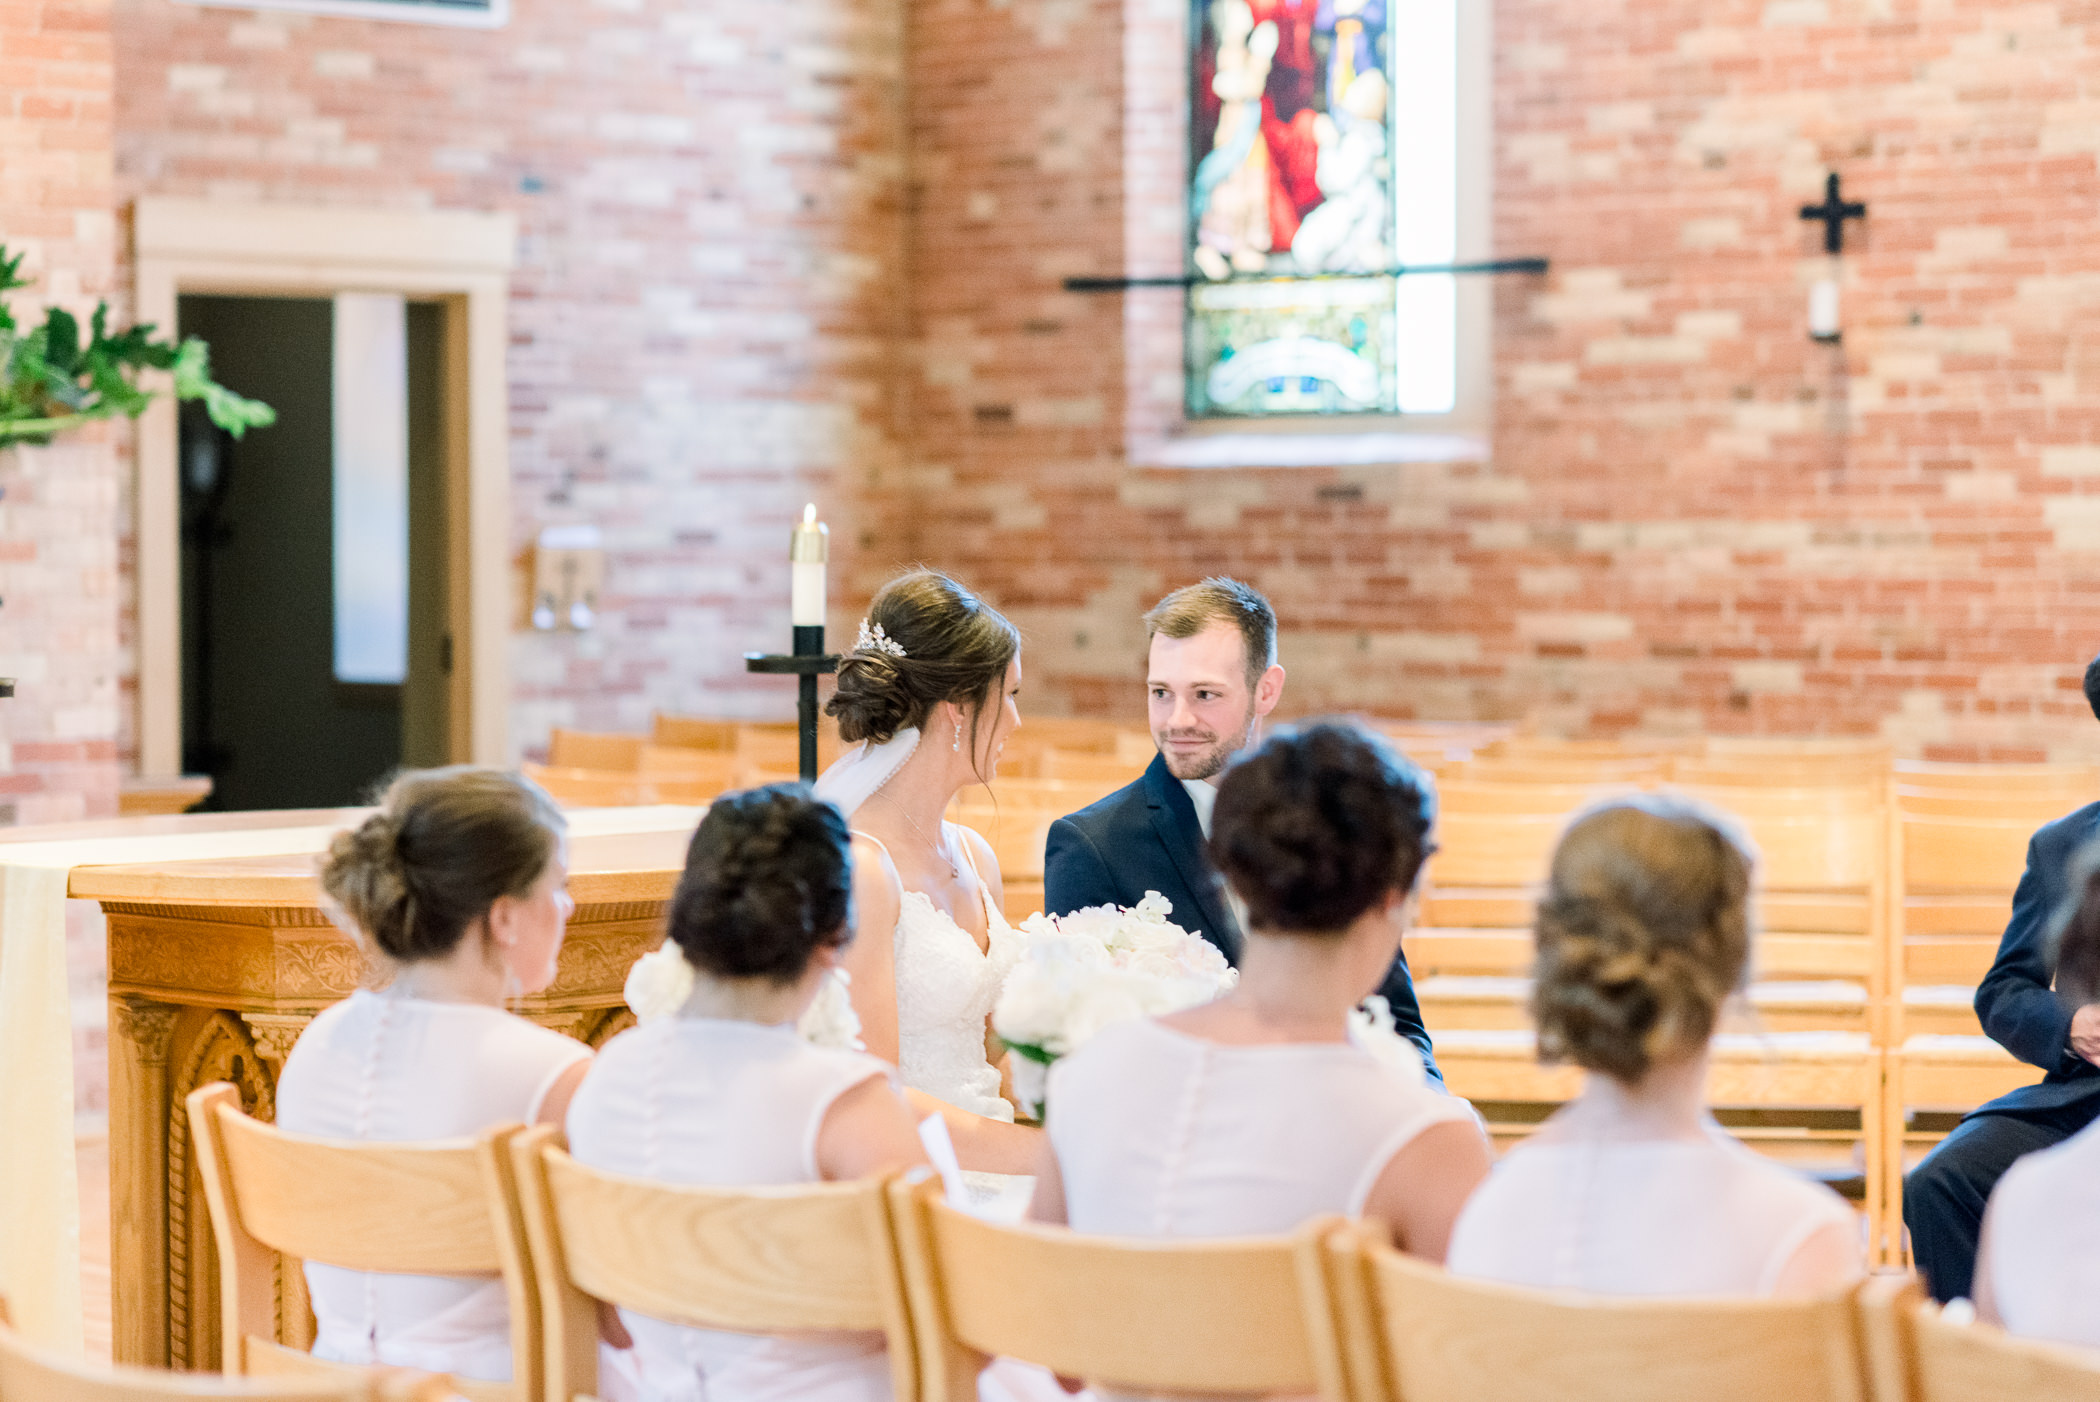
[{"left": 744, "top": 625, "right": 838, "bottom": 782}]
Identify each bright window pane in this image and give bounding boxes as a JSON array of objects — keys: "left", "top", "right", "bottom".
[{"left": 332, "top": 293, "right": 409, "bottom": 685}]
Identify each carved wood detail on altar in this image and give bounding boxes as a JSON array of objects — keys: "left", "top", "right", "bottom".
[{"left": 105, "top": 899, "right": 665, "bottom": 1369}]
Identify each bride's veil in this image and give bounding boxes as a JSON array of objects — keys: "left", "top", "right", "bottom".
[{"left": 811, "top": 727, "right": 920, "bottom": 818}]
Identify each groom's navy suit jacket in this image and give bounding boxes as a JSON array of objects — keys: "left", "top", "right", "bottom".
[
  {"left": 1042, "top": 753, "right": 1442, "bottom": 1082},
  {"left": 1971, "top": 799, "right": 2100, "bottom": 1118}
]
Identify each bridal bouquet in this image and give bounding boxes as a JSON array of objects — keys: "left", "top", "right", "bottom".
[
  {"left": 993, "top": 891, "right": 1238, "bottom": 1119},
  {"left": 623, "top": 944, "right": 866, "bottom": 1050}
]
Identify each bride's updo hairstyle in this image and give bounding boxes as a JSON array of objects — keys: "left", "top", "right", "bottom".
[
  {"left": 1209, "top": 720, "right": 1437, "bottom": 934},
  {"left": 322, "top": 766, "right": 565, "bottom": 962},
  {"left": 667, "top": 784, "right": 855, "bottom": 983},
  {"left": 1531, "top": 797, "right": 1753, "bottom": 1084},
  {"left": 825, "top": 569, "right": 1020, "bottom": 776}
]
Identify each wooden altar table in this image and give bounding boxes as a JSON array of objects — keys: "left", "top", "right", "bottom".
[{"left": 55, "top": 810, "right": 693, "bottom": 1369}]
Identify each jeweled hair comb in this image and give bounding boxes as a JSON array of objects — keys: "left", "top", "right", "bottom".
[{"left": 856, "top": 619, "right": 908, "bottom": 659}]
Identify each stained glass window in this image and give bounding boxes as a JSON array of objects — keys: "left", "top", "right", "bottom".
[{"left": 1187, "top": 0, "right": 1457, "bottom": 418}]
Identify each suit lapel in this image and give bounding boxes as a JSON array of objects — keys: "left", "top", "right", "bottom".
[{"left": 1142, "top": 755, "right": 1244, "bottom": 962}]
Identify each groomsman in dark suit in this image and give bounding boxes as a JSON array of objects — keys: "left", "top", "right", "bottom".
[
  {"left": 1904, "top": 654, "right": 2100, "bottom": 1301},
  {"left": 1042, "top": 578, "right": 1441, "bottom": 1079}
]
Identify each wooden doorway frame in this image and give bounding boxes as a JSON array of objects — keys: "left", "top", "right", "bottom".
[{"left": 132, "top": 198, "right": 516, "bottom": 775}]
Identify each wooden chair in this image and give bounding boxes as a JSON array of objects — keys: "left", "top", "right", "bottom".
[
  {"left": 508, "top": 1125, "right": 916, "bottom": 1402},
  {"left": 635, "top": 745, "right": 743, "bottom": 784},
  {"left": 1450, "top": 755, "right": 1669, "bottom": 787},
  {"left": 647, "top": 713, "right": 737, "bottom": 751},
  {"left": 1885, "top": 807, "right": 2046, "bottom": 1261},
  {"left": 1422, "top": 785, "right": 1888, "bottom": 1247},
  {"left": 1328, "top": 1231, "right": 1870, "bottom": 1402},
  {"left": 0, "top": 1299, "right": 444, "bottom": 1402},
  {"left": 186, "top": 1084, "right": 536, "bottom": 1402},
  {"left": 1893, "top": 760, "right": 2100, "bottom": 797},
  {"left": 733, "top": 722, "right": 843, "bottom": 774},
  {"left": 521, "top": 765, "right": 651, "bottom": 808},
  {"left": 1858, "top": 1273, "right": 2100, "bottom": 1401},
  {"left": 1026, "top": 749, "right": 1147, "bottom": 786},
  {"left": 948, "top": 801, "right": 1061, "bottom": 923},
  {"left": 545, "top": 730, "right": 645, "bottom": 772},
  {"left": 885, "top": 1175, "right": 1352, "bottom": 1402},
  {"left": 1671, "top": 754, "right": 1891, "bottom": 788}
]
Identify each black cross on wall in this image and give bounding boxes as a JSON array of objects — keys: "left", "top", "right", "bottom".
[{"left": 1801, "top": 172, "right": 1867, "bottom": 255}]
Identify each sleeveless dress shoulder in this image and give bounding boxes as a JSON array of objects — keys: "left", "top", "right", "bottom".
[{"left": 857, "top": 824, "right": 1020, "bottom": 1120}]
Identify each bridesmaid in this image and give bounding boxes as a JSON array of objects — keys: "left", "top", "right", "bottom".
[
  {"left": 276, "top": 766, "right": 590, "bottom": 1380},
  {"left": 1028, "top": 721, "right": 1491, "bottom": 1258},
  {"left": 1446, "top": 796, "right": 1863, "bottom": 1297},
  {"left": 567, "top": 785, "right": 929, "bottom": 1402}
]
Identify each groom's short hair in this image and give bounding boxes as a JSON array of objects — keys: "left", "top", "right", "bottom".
[{"left": 1144, "top": 578, "right": 1277, "bottom": 690}]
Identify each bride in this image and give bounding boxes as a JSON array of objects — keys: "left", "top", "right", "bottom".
[{"left": 816, "top": 570, "right": 1041, "bottom": 1172}]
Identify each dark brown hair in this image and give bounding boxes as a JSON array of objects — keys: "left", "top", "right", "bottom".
[
  {"left": 1144, "top": 577, "right": 1277, "bottom": 691},
  {"left": 1531, "top": 797, "right": 1754, "bottom": 1084},
  {"left": 667, "top": 784, "right": 855, "bottom": 983},
  {"left": 1209, "top": 720, "right": 1437, "bottom": 934},
  {"left": 321, "top": 766, "right": 566, "bottom": 963},
  {"left": 825, "top": 570, "right": 1020, "bottom": 777}
]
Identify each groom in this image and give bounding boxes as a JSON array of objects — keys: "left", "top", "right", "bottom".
[{"left": 1043, "top": 578, "right": 1441, "bottom": 1079}]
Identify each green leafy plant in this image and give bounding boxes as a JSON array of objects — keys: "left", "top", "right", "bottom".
[{"left": 0, "top": 245, "right": 275, "bottom": 445}]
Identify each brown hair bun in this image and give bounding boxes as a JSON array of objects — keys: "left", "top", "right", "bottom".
[
  {"left": 321, "top": 766, "right": 565, "bottom": 963},
  {"left": 824, "top": 570, "right": 1020, "bottom": 767},
  {"left": 1530, "top": 797, "right": 1753, "bottom": 1083}
]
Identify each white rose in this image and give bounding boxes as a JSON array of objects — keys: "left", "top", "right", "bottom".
[
  {"left": 1347, "top": 994, "right": 1426, "bottom": 1088},
  {"left": 797, "top": 966, "right": 866, "bottom": 1050},
  {"left": 624, "top": 943, "right": 696, "bottom": 1023}
]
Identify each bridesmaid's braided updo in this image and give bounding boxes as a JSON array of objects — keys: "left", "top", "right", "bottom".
[{"left": 667, "top": 784, "right": 855, "bottom": 983}]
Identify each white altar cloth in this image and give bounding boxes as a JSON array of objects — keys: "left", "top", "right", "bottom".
[{"left": 0, "top": 805, "right": 705, "bottom": 1353}]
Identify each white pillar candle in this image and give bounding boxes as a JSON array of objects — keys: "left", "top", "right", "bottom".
[
  {"left": 790, "top": 503, "right": 828, "bottom": 628},
  {"left": 1808, "top": 278, "right": 1841, "bottom": 340}
]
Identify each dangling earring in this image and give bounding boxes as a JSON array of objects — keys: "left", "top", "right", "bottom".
[{"left": 953, "top": 720, "right": 963, "bottom": 752}]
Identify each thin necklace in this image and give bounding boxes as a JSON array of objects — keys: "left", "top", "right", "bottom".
[{"left": 876, "top": 793, "right": 960, "bottom": 880}]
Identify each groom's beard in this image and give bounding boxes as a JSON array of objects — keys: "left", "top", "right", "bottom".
[{"left": 1154, "top": 704, "right": 1258, "bottom": 782}]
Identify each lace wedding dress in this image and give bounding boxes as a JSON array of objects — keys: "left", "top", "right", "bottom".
[{"left": 853, "top": 824, "right": 1021, "bottom": 1119}]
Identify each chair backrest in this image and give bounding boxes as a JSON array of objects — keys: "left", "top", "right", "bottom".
[
  {"left": 634, "top": 746, "right": 743, "bottom": 784},
  {"left": 1670, "top": 784, "right": 1888, "bottom": 997},
  {"left": 1893, "top": 760, "right": 2100, "bottom": 796},
  {"left": 1451, "top": 755, "right": 1669, "bottom": 786},
  {"left": 186, "top": 1084, "right": 536, "bottom": 1401},
  {"left": 520, "top": 765, "right": 649, "bottom": 808},
  {"left": 1671, "top": 755, "right": 1891, "bottom": 788},
  {"left": 1857, "top": 1275, "right": 2100, "bottom": 1402},
  {"left": 508, "top": 1125, "right": 916, "bottom": 1402},
  {"left": 647, "top": 714, "right": 737, "bottom": 751},
  {"left": 1332, "top": 1235, "right": 1869, "bottom": 1402},
  {"left": 0, "top": 1300, "right": 434, "bottom": 1402},
  {"left": 1030, "top": 749, "right": 1147, "bottom": 785},
  {"left": 886, "top": 1176, "right": 1351, "bottom": 1402},
  {"left": 545, "top": 730, "right": 645, "bottom": 771},
  {"left": 1898, "top": 810, "right": 2035, "bottom": 989},
  {"left": 1908, "top": 1305, "right": 2100, "bottom": 1401}
]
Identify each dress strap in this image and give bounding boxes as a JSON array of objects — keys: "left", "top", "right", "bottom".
[
  {"left": 944, "top": 820, "right": 999, "bottom": 927},
  {"left": 848, "top": 828, "right": 894, "bottom": 860}
]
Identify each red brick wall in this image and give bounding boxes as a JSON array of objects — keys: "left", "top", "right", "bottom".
[
  {"left": 900, "top": 0, "right": 2100, "bottom": 760},
  {"left": 108, "top": 0, "right": 2100, "bottom": 761},
  {"left": 0, "top": 0, "right": 122, "bottom": 821},
  {"left": 114, "top": 0, "right": 910, "bottom": 753}
]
